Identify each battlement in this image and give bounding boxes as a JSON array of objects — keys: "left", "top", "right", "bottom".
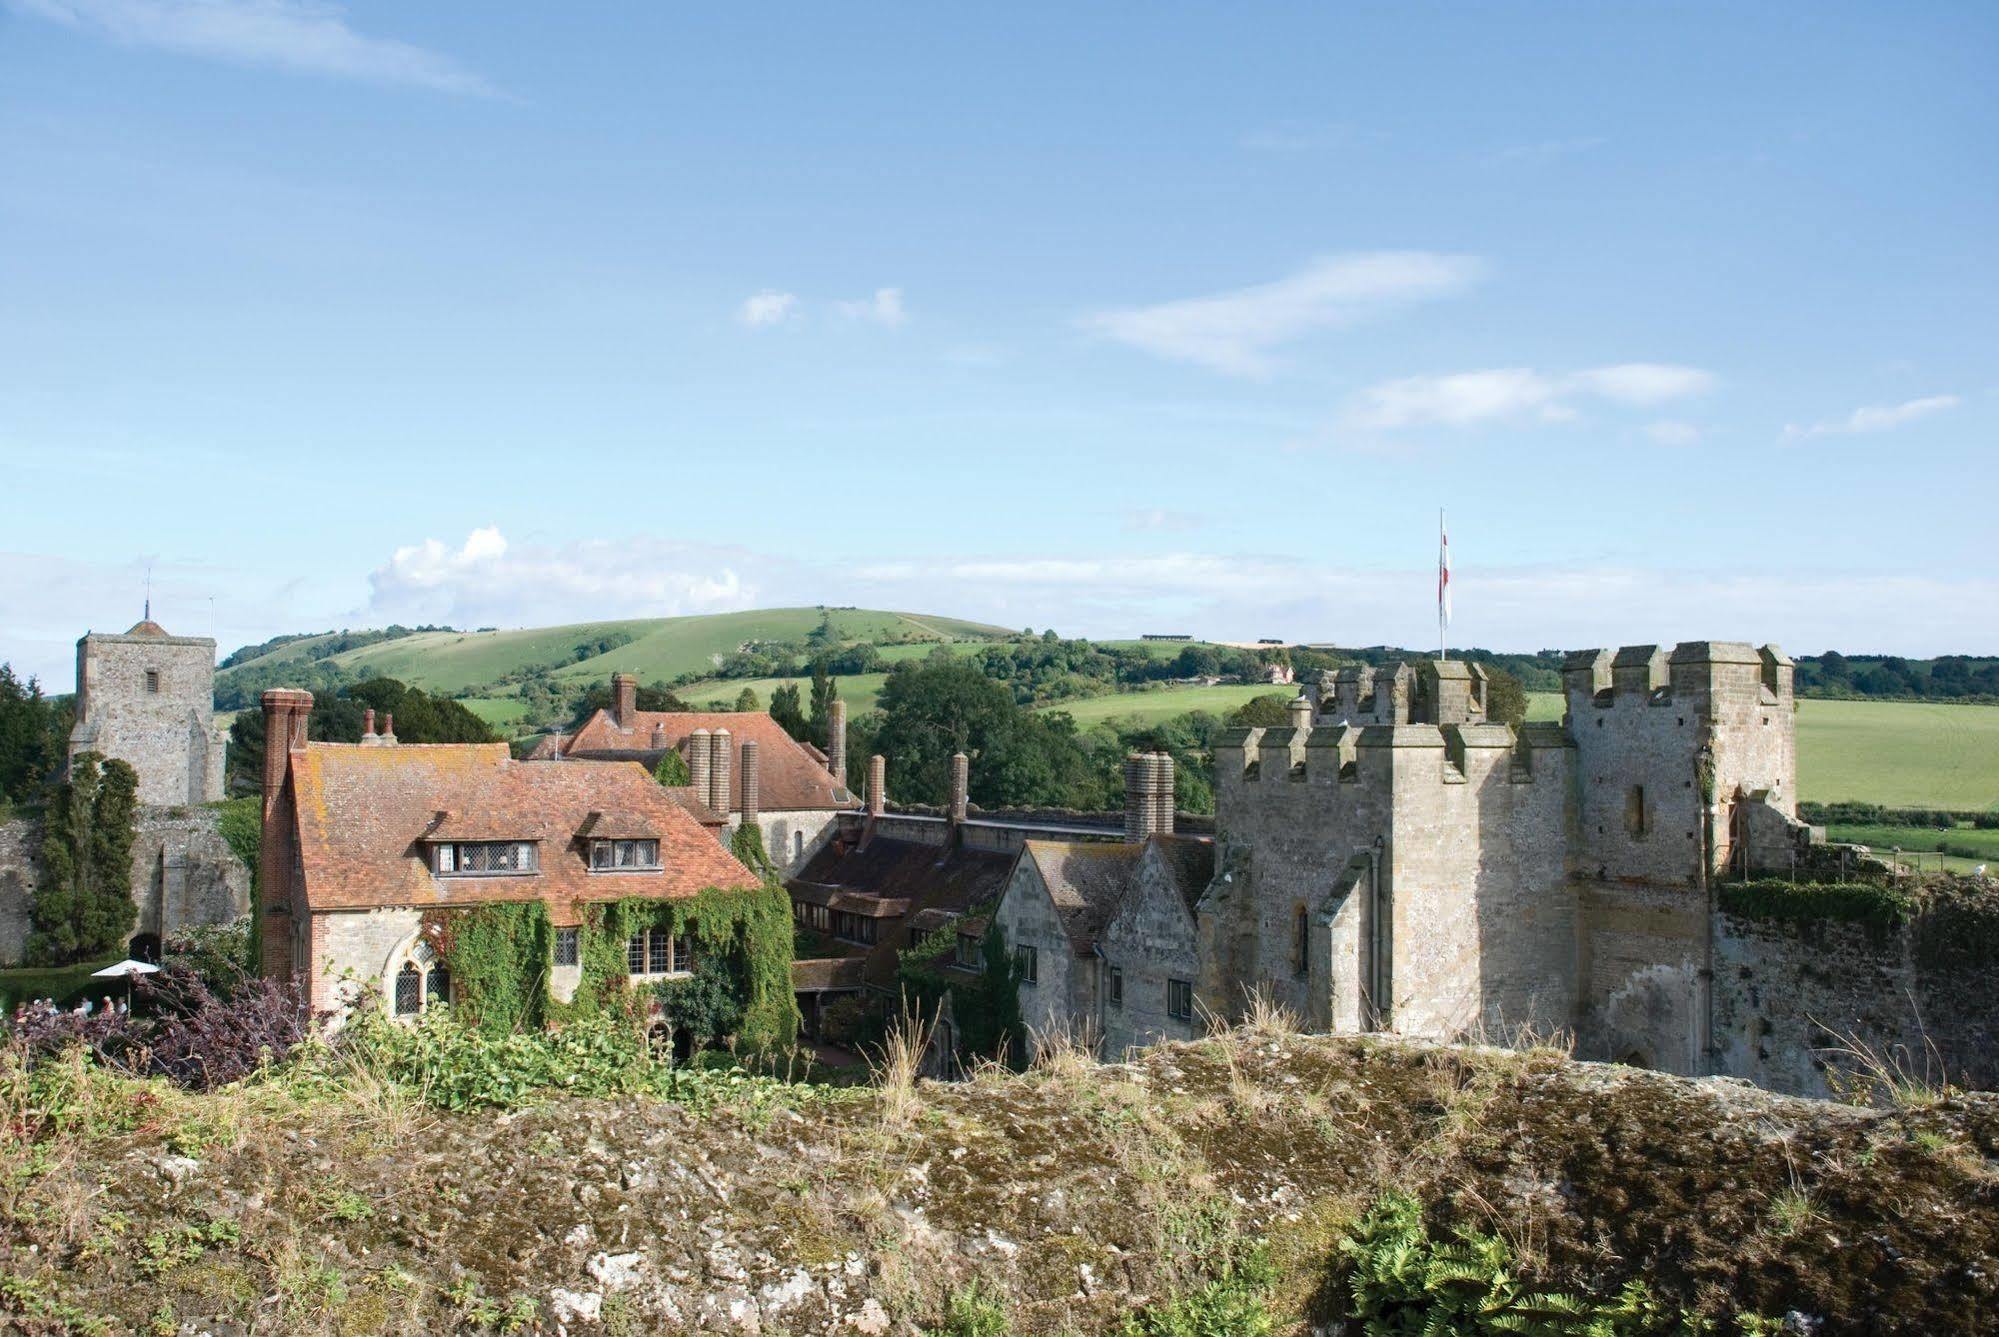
[
  {"left": 1322, "top": 658, "right": 1488, "bottom": 726},
  {"left": 1562, "top": 641, "right": 1793, "bottom": 709},
  {"left": 1215, "top": 717, "right": 1565, "bottom": 792}
]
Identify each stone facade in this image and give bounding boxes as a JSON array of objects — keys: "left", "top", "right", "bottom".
[{"left": 68, "top": 619, "right": 226, "bottom": 807}]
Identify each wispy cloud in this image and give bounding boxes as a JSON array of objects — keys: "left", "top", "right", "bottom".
[
  {"left": 9, "top": 0, "right": 496, "bottom": 95},
  {"left": 835, "top": 287, "right": 907, "bottom": 327},
  {"left": 1782, "top": 394, "right": 1960, "bottom": 442},
  {"left": 1347, "top": 363, "right": 1715, "bottom": 430},
  {"left": 1123, "top": 508, "right": 1203, "bottom": 534},
  {"left": 737, "top": 290, "right": 800, "bottom": 328},
  {"left": 1486, "top": 135, "right": 1607, "bottom": 165},
  {"left": 1080, "top": 251, "right": 1483, "bottom": 377}
]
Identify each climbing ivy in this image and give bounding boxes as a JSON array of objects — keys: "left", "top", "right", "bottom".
[
  {"left": 423, "top": 902, "right": 552, "bottom": 1036},
  {"left": 729, "top": 822, "right": 777, "bottom": 879},
  {"left": 897, "top": 910, "right": 1025, "bottom": 1065},
  {"left": 1717, "top": 878, "right": 1912, "bottom": 937}
]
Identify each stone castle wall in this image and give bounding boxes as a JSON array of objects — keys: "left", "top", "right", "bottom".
[{"left": 0, "top": 807, "right": 250, "bottom": 966}]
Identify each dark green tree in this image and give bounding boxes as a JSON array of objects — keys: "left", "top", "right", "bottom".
[
  {"left": 1483, "top": 665, "right": 1529, "bottom": 729},
  {"left": 228, "top": 678, "right": 500, "bottom": 792},
  {"left": 871, "top": 660, "right": 1098, "bottom": 809},
  {"left": 734, "top": 686, "right": 760, "bottom": 712},
  {"left": 1224, "top": 693, "right": 1293, "bottom": 728},
  {"left": 653, "top": 749, "right": 691, "bottom": 786},
  {"left": 29, "top": 752, "right": 140, "bottom": 964},
  {"left": 0, "top": 664, "right": 61, "bottom": 805},
  {"left": 807, "top": 659, "right": 840, "bottom": 749},
  {"left": 769, "top": 683, "right": 809, "bottom": 742}
]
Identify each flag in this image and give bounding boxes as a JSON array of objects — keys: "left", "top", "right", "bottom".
[{"left": 1438, "top": 511, "right": 1451, "bottom": 631}]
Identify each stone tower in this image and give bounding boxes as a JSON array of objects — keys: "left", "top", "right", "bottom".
[{"left": 69, "top": 616, "right": 226, "bottom": 806}]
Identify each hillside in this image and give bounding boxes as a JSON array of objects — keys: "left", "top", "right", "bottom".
[
  {"left": 213, "top": 607, "right": 1011, "bottom": 708},
  {"left": 5, "top": 1028, "right": 1994, "bottom": 1334}
]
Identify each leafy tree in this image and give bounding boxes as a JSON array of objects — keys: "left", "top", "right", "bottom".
[
  {"left": 807, "top": 659, "right": 840, "bottom": 749},
  {"left": 1224, "top": 693, "right": 1293, "bottom": 728},
  {"left": 769, "top": 683, "right": 809, "bottom": 742},
  {"left": 734, "top": 686, "right": 761, "bottom": 712},
  {"left": 1483, "top": 665, "right": 1529, "bottom": 729},
  {"left": 227, "top": 678, "right": 502, "bottom": 792},
  {"left": 568, "top": 679, "right": 691, "bottom": 728},
  {"left": 0, "top": 664, "right": 61, "bottom": 805},
  {"left": 653, "top": 749, "right": 691, "bottom": 786},
  {"left": 871, "top": 661, "right": 1099, "bottom": 809},
  {"left": 29, "top": 752, "right": 139, "bottom": 964}
]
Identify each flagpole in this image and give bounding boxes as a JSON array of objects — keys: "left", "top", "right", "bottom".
[{"left": 1438, "top": 508, "right": 1447, "bottom": 663}]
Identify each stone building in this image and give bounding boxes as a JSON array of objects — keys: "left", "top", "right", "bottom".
[
  {"left": 998, "top": 642, "right": 1837, "bottom": 1080},
  {"left": 529, "top": 674, "right": 857, "bottom": 874},
  {"left": 68, "top": 615, "right": 227, "bottom": 806},
  {"left": 255, "top": 690, "right": 761, "bottom": 1018}
]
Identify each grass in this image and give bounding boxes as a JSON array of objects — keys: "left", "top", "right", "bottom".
[
  {"left": 1036, "top": 684, "right": 1292, "bottom": 727},
  {"left": 456, "top": 697, "right": 530, "bottom": 729},
  {"left": 679, "top": 672, "right": 892, "bottom": 717}
]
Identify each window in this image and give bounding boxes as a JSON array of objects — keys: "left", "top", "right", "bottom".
[
  {"left": 626, "top": 931, "right": 647, "bottom": 974},
  {"left": 553, "top": 927, "right": 579, "bottom": 967},
  {"left": 1016, "top": 944, "right": 1039, "bottom": 986},
  {"left": 1293, "top": 906, "right": 1310, "bottom": 978},
  {"left": 673, "top": 931, "right": 696, "bottom": 975},
  {"left": 436, "top": 841, "right": 538, "bottom": 875},
  {"left": 1108, "top": 966, "right": 1124, "bottom": 1009},
  {"left": 625, "top": 926, "right": 688, "bottom": 978},
  {"left": 954, "top": 933, "right": 980, "bottom": 970},
  {"left": 394, "top": 963, "right": 422, "bottom": 1016},
  {"left": 1625, "top": 785, "right": 1648, "bottom": 838},
  {"left": 591, "top": 839, "right": 660, "bottom": 870},
  {"left": 832, "top": 911, "right": 876, "bottom": 945},
  {"left": 425, "top": 964, "right": 451, "bottom": 1007},
  {"left": 1167, "top": 978, "right": 1194, "bottom": 1022},
  {"left": 143, "top": 669, "right": 160, "bottom": 694}
]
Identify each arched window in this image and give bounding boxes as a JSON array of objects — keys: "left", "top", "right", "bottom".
[
  {"left": 426, "top": 964, "right": 451, "bottom": 1007},
  {"left": 394, "top": 962, "right": 423, "bottom": 1016},
  {"left": 793, "top": 830, "right": 804, "bottom": 862}
]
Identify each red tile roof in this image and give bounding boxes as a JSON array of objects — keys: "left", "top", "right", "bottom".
[
  {"left": 287, "top": 742, "right": 759, "bottom": 915},
  {"left": 556, "top": 709, "right": 856, "bottom": 813}
]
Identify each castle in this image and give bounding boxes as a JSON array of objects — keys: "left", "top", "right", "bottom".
[{"left": 992, "top": 642, "right": 1826, "bottom": 1080}]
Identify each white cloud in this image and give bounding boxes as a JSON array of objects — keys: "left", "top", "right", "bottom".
[
  {"left": 1123, "top": 508, "right": 1203, "bottom": 534},
  {"left": 835, "top": 287, "right": 907, "bottom": 327},
  {"left": 1644, "top": 420, "right": 1702, "bottom": 446},
  {"left": 366, "top": 528, "right": 767, "bottom": 627},
  {"left": 8, "top": 0, "right": 496, "bottom": 95},
  {"left": 737, "top": 290, "right": 799, "bottom": 327},
  {"left": 1080, "top": 251, "right": 1483, "bottom": 377},
  {"left": 1783, "top": 394, "right": 1961, "bottom": 442},
  {"left": 1347, "top": 363, "right": 1714, "bottom": 430}
]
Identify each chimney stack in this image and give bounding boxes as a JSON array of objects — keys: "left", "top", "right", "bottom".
[
  {"left": 1288, "top": 693, "right": 1314, "bottom": 732},
  {"left": 1150, "top": 751, "right": 1175, "bottom": 837},
  {"left": 949, "top": 751, "right": 969, "bottom": 825},
  {"left": 362, "top": 707, "right": 375, "bottom": 737},
  {"left": 709, "top": 727, "right": 732, "bottom": 814},
  {"left": 380, "top": 713, "right": 394, "bottom": 742},
  {"left": 689, "top": 728, "right": 711, "bottom": 801},
  {"left": 867, "top": 754, "right": 886, "bottom": 818},
  {"left": 260, "top": 689, "right": 314, "bottom": 813},
  {"left": 258, "top": 688, "right": 313, "bottom": 985},
  {"left": 1124, "top": 753, "right": 1152, "bottom": 842},
  {"left": 611, "top": 673, "right": 637, "bottom": 727},
  {"left": 740, "top": 739, "right": 761, "bottom": 826},
  {"left": 827, "top": 699, "right": 848, "bottom": 788}
]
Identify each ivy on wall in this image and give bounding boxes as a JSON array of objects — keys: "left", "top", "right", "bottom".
[
  {"left": 729, "top": 822, "right": 777, "bottom": 879},
  {"left": 896, "top": 910, "right": 1025, "bottom": 1064},
  {"left": 1718, "top": 879, "right": 1912, "bottom": 939},
  {"left": 426, "top": 884, "right": 799, "bottom": 1052}
]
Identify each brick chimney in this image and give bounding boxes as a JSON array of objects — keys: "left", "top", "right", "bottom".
[
  {"left": 258, "top": 689, "right": 313, "bottom": 983},
  {"left": 361, "top": 707, "right": 375, "bottom": 737},
  {"left": 688, "top": 728, "right": 711, "bottom": 800},
  {"left": 611, "top": 673, "right": 637, "bottom": 727},
  {"left": 1149, "top": 751, "right": 1175, "bottom": 837},
  {"left": 380, "top": 712, "right": 394, "bottom": 742},
  {"left": 740, "top": 739, "right": 760, "bottom": 826},
  {"left": 709, "top": 727, "right": 732, "bottom": 815},
  {"left": 948, "top": 751, "right": 969, "bottom": 825},
  {"left": 867, "top": 754, "right": 886, "bottom": 818},
  {"left": 827, "top": 699, "right": 848, "bottom": 787}
]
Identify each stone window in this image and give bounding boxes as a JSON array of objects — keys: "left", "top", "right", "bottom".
[
  {"left": 1016, "top": 944, "right": 1039, "bottom": 986},
  {"left": 1167, "top": 978, "right": 1194, "bottom": 1022},
  {"left": 625, "top": 927, "right": 688, "bottom": 978},
  {"left": 394, "top": 963, "right": 422, "bottom": 1016},
  {"left": 553, "top": 927, "right": 579, "bottom": 967},
  {"left": 144, "top": 669, "right": 160, "bottom": 694},
  {"left": 426, "top": 964, "right": 452, "bottom": 1007},
  {"left": 1625, "top": 786, "right": 1648, "bottom": 838},
  {"left": 1293, "top": 906, "right": 1310, "bottom": 977},
  {"left": 1107, "top": 966, "right": 1124, "bottom": 1009},
  {"left": 590, "top": 839, "right": 660, "bottom": 871},
  {"left": 436, "top": 841, "right": 538, "bottom": 875},
  {"left": 832, "top": 911, "right": 877, "bottom": 945},
  {"left": 954, "top": 933, "right": 980, "bottom": 970}
]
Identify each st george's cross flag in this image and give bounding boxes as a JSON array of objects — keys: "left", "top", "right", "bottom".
[{"left": 1438, "top": 510, "right": 1451, "bottom": 638}]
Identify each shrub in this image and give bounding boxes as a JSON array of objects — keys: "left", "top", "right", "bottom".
[
  {"left": 1717, "top": 879, "right": 1912, "bottom": 934},
  {"left": 141, "top": 969, "right": 316, "bottom": 1090}
]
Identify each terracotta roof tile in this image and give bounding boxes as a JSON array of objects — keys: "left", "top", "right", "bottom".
[
  {"left": 558, "top": 710, "right": 855, "bottom": 813},
  {"left": 288, "top": 742, "right": 759, "bottom": 913}
]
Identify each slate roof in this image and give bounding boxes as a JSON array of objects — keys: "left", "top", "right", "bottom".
[
  {"left": 287, "top": 742, "right": 758, "bottom": 915},
  {"left": 555, "top": 710, "right": 855, "bottom": 814},
  {"left": 1149, "top": 835, "right": 1217, "bottom": 916},
  {"left": 788, "top": 833, "right": 1016, "bottom": 991},
  {"left": 1020, "top": 840, "right": 1145, "bottom": 956}
]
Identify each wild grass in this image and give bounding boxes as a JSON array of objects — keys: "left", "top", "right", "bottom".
[
  {"left": 1816, "top": 1022, "right": 1958, "bottom": 1109},
  {"left": 870, "top": 1006, "right": 933, "bottom": 1132}
]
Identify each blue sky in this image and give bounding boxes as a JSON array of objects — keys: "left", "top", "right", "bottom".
[{"left": 2, "top": 1, "right": 1994, "bottom": 684}]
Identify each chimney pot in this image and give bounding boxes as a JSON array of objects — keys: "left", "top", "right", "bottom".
[
  {"left": 740, "top": 739, "right": 761, "bottom": 827},
  {"left": 688, "top": 728, "right": 711, "bottom": 801},
  {"left": 867, "top": 754, "right": 886, "bottom": 818},
  {"left": 611, "top": 673, "right": 637, "bottom": 727},
  {"left": 362, "top": 707, "right": 375, "bottom": 737},
  {"left": 949, "top": 751, "right": 969, "bottom": 824},
  {"left": 381, "top": 712, "right": 393, "bottom": 740},
  {"left": 709, "top": 727, "right": 732, "bottom": 814},
  {"left": 1124, "top": 753, "right": 1150, "bottom": 842},
  {"left": 1151, "top": 751, "right": 1175, "bottom": 837},
  {"left": 827, "top": 699, "right": 849, "bottom": 788}
]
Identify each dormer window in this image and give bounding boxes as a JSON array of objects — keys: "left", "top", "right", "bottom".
[
  {"left": 434, "top": 841, "right": 538, "bottom": 875},
  {"left": 590, "top": 838, "right": 660, "bottom": 871}
]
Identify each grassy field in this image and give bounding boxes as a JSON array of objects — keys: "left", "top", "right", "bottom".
[
  {"left": 458, "top": 696, "right": 531, "bottom": 729},
  {"left": 1034, "top": 684, "right": 1291, "bottom": 727},
  {"left": 677, "top": 673, "right": 893, "bottom": 717},
  {"left": 1794, "top": 698, "right": 1999, "bottom": 811}
]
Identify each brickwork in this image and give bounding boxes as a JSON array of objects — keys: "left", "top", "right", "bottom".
[{"left": 68, "top": 622, "right": 226, "bottom": 806}]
